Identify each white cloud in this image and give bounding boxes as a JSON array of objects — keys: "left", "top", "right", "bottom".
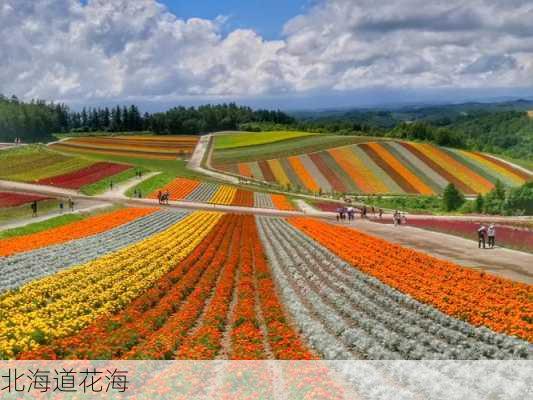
[{"left": 1, "top": 0, "right": 533, "bottom": 105}]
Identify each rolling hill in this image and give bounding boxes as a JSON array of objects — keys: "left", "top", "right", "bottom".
[{"left": 215, "top": 139, "right": 532, "bottom": 195}]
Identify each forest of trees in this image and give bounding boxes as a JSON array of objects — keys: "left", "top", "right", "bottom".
[{"left": 0, "top": 95, "right": 294, "bottom": 142}]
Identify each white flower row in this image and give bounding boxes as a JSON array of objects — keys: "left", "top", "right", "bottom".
[
  {"left": 0, "top": 210, "right": 188, "bottom": 293},
  {"left": 253, "top": 192, "right": 275, "bottom": 209},
  {"left": 186, "top": 182, "right": 219, "bottom": 202}
]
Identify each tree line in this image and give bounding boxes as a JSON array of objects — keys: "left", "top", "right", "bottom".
[{"left": 0, "top": 95, "right": 295, "bottom": 142}]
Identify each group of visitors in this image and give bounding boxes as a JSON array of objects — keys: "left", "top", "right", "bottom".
[
  {"left": 157, "top": 191, "right": 170, "bottom": 204},
  {"left": 31, "top": 197, "right": 75, "bottom": 217},
  {"left": 393, "top": 210, "right": 407, "bottom": 226},
  {"left": 135, "top": 169, "right": 143, "bottom": 179},
  {"left": 336, "top": 206, "right": 384, "bottom": 222},
  {"left": 132, "top": 189, "right": 143, "bottom": 198},
  {"left": 477, "top": 224, "right": 497, "bottom": 249},
  {"left": 13, "top": 137, "right": 23, "bottom": 145}
]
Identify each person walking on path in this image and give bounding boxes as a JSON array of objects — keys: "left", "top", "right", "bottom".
[
  {"left": 31, "top": 201, "right": 37, "bottom": 217},
  {"left": 487, "top": 224, "right": 496, "bottom": 248},
  {"left": 477, "top": 225, "right": 487, "bottom": 249},
  {"left": 378, "top": 208, "right": 383, "bottom": 219},
  {"left": 109, "top": 180, "right": 114, "bottom": 191},
  {"left": 59, "top": 201, "right": 64, "bottom": 214},
  {"left": 157, "top": 190, "right": 162, "bottom": 205},
  {"left": 68, "top": 197, "right": 74, "bottom": 212}
]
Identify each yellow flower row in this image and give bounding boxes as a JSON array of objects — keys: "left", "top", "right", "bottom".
[
  {"left": 209, "top": 185, "right": 237, "bottom": 205},
  {"left": 0, "top": 211, "right": 222, "bottom": 358}
]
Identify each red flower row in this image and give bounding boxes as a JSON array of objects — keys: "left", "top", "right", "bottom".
[
  {"left": 36, "top": 162, "right": 130, "bottom": 189},
  {"left": 0, "top": 191, "right": 50, "bottom": 208}
]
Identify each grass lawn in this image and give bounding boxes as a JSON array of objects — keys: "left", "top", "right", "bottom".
[
  {"left": 214, "top": 131, "right": 316, "bottom": 150},
  {"left": 0, "top": 199, "right": 60, "bottom": 225},
  {"left": 0, "top": 205, "right": 120, "bottom": 239},
  {"left": 213, "top": 134, "right": 384, "bottom": 164}
]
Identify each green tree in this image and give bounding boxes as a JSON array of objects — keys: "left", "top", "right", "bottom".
[
  {"left": 483, "top": 180, "right": 506, "bottom": 215},
  {"left": 475, "top": 193, "right": 484, "bottom": 213},
  {"left": 503, "top": 182, "right": 533, "bottom": 216},
  {"left": 442, "top": 183, "right": 465, "bottom": 211}
]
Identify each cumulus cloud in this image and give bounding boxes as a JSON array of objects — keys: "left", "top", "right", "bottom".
[{"left": 1, "top": 0, "right": 533, "bottom": 104}]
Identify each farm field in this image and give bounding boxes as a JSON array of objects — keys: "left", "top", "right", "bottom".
[
  {"left": 0, "top": 211, "right": 530, "bottom": 360},
  {"left": 147, "top": 177, "right": 296, "bottom": 210},
  {"left": 0, "top": 145, "right": 133, "bottom": 191},
  {"left": 221, "top": 140, "right": 532, "bottom": 195},
  {"left": 51, "top": 135, "right": 199, "bottom": 160},
  {"left": 214, "top": 131, "right": 317, "bottom": 150},
  {"left": 212, "top": 132, "right": 375, "bottom": 164}
]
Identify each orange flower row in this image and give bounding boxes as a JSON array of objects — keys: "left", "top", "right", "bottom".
[
  {"left": 271, "top": 194, "right": 295, "bottom": 211},
  {"left": 148, "top": 177, "right": 200, "bottom": 201},
  {"left": 289, "top": 218, "right": 533, "bottom": 342},
  {"left": 0, "top": 207, "right": 156, "bottom": 257}
]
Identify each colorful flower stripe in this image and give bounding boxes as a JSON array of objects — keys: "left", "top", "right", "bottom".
[
  {"left": 363, "top": 143, "right": 434, "bottom": 194},
  {"left": 387, "top": 142, "right": 449, "bottom": 190},
  {"left": 0, "top": 192, "right": 50, "bottom": 208},
  {"left": 298, "top": 154, "right": 333, "bottom": 192},
  {"left": 267, "top": 159, "right": 291, "bottom": 187},
  {"left": 51, "top": 143, "right": 180, "bottom": 160},
  {"left": 209, "top": 185, "right": 237, "bottom": 205},
  {"left": 125, "top": 215, "right": 240, "bottom": 359},
  {"left": 0, "top": 207, "right": 156, "bottom": 257},
  {"left": 238, "top": 163, "right": 253, "bottom": 178},
  {"left": 0, "top": 211, "right": 221, "bottom": 358},
  {"left": 308, "top": 152, "right": 348, "bottom": 193},
  {"left": 249, "top": 217, "right": 314, "bottom": 359},
  {"left": 230, "top": 216, "right": 266, "bottom": 359},
  {"left": 22, "top": 214, "right": 235, "bottom": 360},
  {"left": 289, "top": 218, "right": 532, "bottom": 342},
  {"left": 231, "top": 189, "right": 254, "bottom": 207},
  {"left": 328, "top": 147, "right": 384, "bottom": 193},
  {"left": 350, "top": 145, "right": 403, "bottom": 193},
  {"left": 473, "top": 152, "right": 532, "bottom": 181},
  {"left": 456, "top": 150, "right": 526, "bottom": 186},
  {"left": 287, "top": 156, "right": 320, "bottom": 192},
  {"left": 248, "top": 162, "right": 265, "bottom": 181},
  {"left": 148, "top": 178, "right": 200, "bottom": 201},
  {"left": 175, "top": 216, "right": 242, "bottom": 359},
  {"left": 36, "top": 162, "right": 131, "bottom": 189},
  {"left": 399, "top": 142, "right": 475, "bottom": 194},
  {"left": 271, "top": 194, "right": 295, "bottom": 211},
  {"left": 411, "top": 143, "right": 494, "bottom": 193},
  {"left": 258, "top": 160, "right": 276, "bottom": 182}
]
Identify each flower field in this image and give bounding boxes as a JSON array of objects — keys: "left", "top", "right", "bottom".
[
  {"left": 0, "top": 145, "right": 95, "bottom": 182},
  {"left": 50, "top": 135, "right": 200, "bottom": 160},
  {"left": 36, "top": 161, "right": 131, "bottom": 189},
  {"left": 148, "top": 177, "right": 295, "bottom": 209},
  {"left": 219, "top": 140, "right": 532, "bottom": 195},
  {"left": 0, "top": 191, "right": 50, "bottom": 208},
  {"left": 1, "top": 210, "right": 531, "bottom": 360},
  {"left": 375, "top": 218, "right": 533, "bottom": 253}
]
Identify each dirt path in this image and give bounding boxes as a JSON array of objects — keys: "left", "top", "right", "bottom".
[
  {"left": 101, "top": 171, "right": 161, "bottom": 200},
  {"left": 188, "top": 134, "right": 239, "bottom": 184},
  {"left": 331, "top": 218, "right": 533, "bottom": 285}
]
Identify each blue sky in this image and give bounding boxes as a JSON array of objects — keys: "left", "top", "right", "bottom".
[
  {"left": 162, "top": 0, "right": 311, "bottom": 40},
  {"left": 3, "top": 0, "right": 533, "bottom": 110}
]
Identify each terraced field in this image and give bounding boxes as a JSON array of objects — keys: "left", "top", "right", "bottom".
[
  {"left": 0, "top": 208, "right": 529, "bottom": 360},
  {"left": 148, "top": 177, "right": 295, "bottom": 209},
  {"left": 51, "top": 135, "right": 200, "bottom": 160},
  {"left": 222, "top": 140, "right": 532, "bottom": 195}
]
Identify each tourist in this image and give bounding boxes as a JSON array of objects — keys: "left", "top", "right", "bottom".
[
  {"left": 488, "top": 224, "right": 496, "bottom": 248},
  {"left": 157, "top": 190, "right": 162, "bottom": 204},
  {"left": 401, "top": 213, "right": 407, "bottom": 225},
  {"left": 165, "top": 191, "right": 170, "bottom": 204},
  {"left": 477, "top": 225, "right": 487, "bottom": 249},
  {"left": 68, "top": 197, "right": 74, "bottom": 212},
  {"left": 335, "top": 207, "right": 341, "bottom": 221},
  {"left": 378, "top": 208, "right": 383, "bottom": 219},
  {"left": 109, "top": 180, "right": 114, "bottom": 191},
  {"left": 393, "top": 211, "right": 399, "bottom": 226},
  {"left": 31, "top": 201, "right": 37, "bottom": 217},
  {"left": 59, "top": 201, "right": 64, "bottom": 213},
  {"left": 138, "top": 189, "right": 142, "bottom": 198},
  {"left": 347, "top": 207, "right": 354, "bottom": 221}
]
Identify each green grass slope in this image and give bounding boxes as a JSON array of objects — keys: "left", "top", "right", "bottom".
[{"left": 214, "top": 131, "right": 316, "bottom": 150}]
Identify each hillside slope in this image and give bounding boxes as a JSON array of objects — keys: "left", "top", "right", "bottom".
[{"left": 217, "top": 140, "right": 532, "bottom": 195}]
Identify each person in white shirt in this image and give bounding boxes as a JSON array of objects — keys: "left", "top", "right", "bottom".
[{"left": 487, "top": 224, "right": 496, "bottom": 248}]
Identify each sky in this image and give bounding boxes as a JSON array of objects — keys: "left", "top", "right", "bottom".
[{"left": 2, "top": 0, "right": 533, "bottom": 110}]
